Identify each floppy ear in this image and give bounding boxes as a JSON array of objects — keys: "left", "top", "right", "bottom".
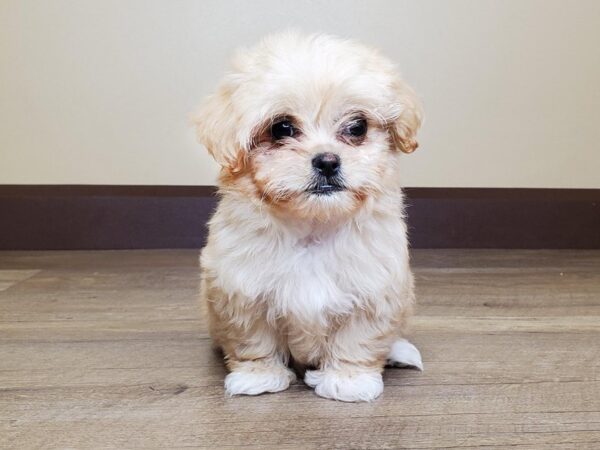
[
  {"left": 388, "top": 80, "right": 423, "bottom": 154},
  {"left": 194, "top": 83, "right": 246, "bottom": 172}
]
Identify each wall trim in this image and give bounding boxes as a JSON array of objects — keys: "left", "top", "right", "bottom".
[{"left": 1, "top": 185, "right": 598, "bottom": 250}]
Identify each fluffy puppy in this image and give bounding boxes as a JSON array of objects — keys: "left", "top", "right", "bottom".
[{"left": 195, "top": 32, "right": 423, "bottom": 402}]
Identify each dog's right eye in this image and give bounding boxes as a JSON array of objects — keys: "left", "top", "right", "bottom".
[{"left": 271, "top": 120, "right": 295, "bottom": 140}]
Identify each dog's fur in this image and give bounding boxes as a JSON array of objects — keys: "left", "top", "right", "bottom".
[{"left": 195, "top": 32, "right": 423, "bottom": 402}]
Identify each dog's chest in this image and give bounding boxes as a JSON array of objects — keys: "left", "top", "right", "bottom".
[{"left": 211, "top": 222, "right": 408, "bottom": 321}]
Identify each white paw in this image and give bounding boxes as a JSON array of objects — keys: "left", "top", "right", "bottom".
[
  {"left": 224, "top": 366, "right": 296, "bottom": 396},
  {"left": 304, "top": 369, "right": 383, "bottom": 402},
  {"left": 386, "top": 338, "right": 423, "bottom": 370}
]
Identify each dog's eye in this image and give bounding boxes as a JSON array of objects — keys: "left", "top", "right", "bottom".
[
  {"left": 346, "top": 118, "right": 367, "bottom": 138},
  {"left": 271, "top": 120, "right": 295, "bottom": 140}
]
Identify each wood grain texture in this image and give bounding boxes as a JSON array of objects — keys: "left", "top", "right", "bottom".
[{"left": 1, "top": 249, "right": 599, "bottom": 449}]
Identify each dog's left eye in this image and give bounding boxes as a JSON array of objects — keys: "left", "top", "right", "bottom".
[
  {"left": 271, "top": 120, "right": 295, "bottom": 140},
  {"left": 345, "top": 118, "right": 368, "bottom": 138}
]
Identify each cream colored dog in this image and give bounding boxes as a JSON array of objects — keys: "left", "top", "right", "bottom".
[{"left": 195, "top": 32, "right": 423, "bottom": 402}]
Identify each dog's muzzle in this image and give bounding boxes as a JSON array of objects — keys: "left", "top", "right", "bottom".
[{"left": 309, "top": 152, "right": 345, "bottom": 195}]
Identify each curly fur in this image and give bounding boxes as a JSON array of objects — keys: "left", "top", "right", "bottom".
[{"left": 195, "top": 32, "right": 423, "bottom": 402}]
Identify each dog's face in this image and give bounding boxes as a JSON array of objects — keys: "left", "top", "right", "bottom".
[{"left": 196, "top": 33, "right": 422, "bottom": 221}]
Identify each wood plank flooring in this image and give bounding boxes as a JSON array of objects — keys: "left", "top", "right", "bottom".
[{"left": 1, "top": 250, "right": 599, "bottom": 449}]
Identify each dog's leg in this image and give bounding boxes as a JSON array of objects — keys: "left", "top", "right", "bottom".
[
  {"left": 303, "top": 316, "right": 393, "bottom": 402},
  {"left": 221, "top": 320, "right": 296, "bottom": 396},
  {"left": 386, "top": 338, "right": 423, "bottom": 370},
  {"left": 204, "top": 287, "right": 295, "bottom": 396},
  {"left": 224, "top": 355, "right": 296, "bottom": 396},
  {"left": 221, "top": 321, "right": 296, "bottom": 396}
]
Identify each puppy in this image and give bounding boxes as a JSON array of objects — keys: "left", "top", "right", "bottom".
[{"left": 195, "top": 32, "right": 423, "bottom": 402}]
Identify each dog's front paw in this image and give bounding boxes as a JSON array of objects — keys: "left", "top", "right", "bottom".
[
  {"left": 304, "top": 369, "right": 383, "bottom": 402},
  {"left": 225, "top": 365, "right": 296, "bottom": 396}
]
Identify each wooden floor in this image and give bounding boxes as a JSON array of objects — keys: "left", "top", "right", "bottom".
[{"left": 1, "top": 250, "right": 599, "bottom": 449}]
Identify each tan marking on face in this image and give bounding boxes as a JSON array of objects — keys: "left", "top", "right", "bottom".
[
  {"left": 248, "top": 154, "right": 295, "bottom": 210},
  {"left": 218, "top": 151, "right": 249, "bottom": 186},
  {"left": 350, "top": 189, "right": 368, "bottom": 206}
]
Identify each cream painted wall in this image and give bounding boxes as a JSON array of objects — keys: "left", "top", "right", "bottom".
[{"left": 1, "top": 0, "right": 599, "bottom": 188}]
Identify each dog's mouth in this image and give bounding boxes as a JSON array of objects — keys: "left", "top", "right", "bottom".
[{"left": 308, "top": 178, "right": 346, "bottom": 196}]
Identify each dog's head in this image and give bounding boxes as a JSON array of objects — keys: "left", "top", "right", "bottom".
[{"left": 195, "top": 32, "right": 422, "bottom": 221}]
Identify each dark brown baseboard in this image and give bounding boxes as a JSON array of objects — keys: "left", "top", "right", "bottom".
[{"left": 0, "top": 185, "right": 598, "bottom": 250}]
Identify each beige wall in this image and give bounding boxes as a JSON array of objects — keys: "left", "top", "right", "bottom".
[{"left": 1, "top": 0, "right": 599, "bottom": 188}]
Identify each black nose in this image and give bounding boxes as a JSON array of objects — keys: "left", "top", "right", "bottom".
[{"left": 312, "top": 153, "right": 341, "bottom": 178}]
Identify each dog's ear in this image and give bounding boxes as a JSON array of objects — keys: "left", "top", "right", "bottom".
[
  {"left": 387, "top": 80, "right": 423, "bottom": 154},
  {"left": 194, "top": 83, "right": 247, "bottom": 173}
]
